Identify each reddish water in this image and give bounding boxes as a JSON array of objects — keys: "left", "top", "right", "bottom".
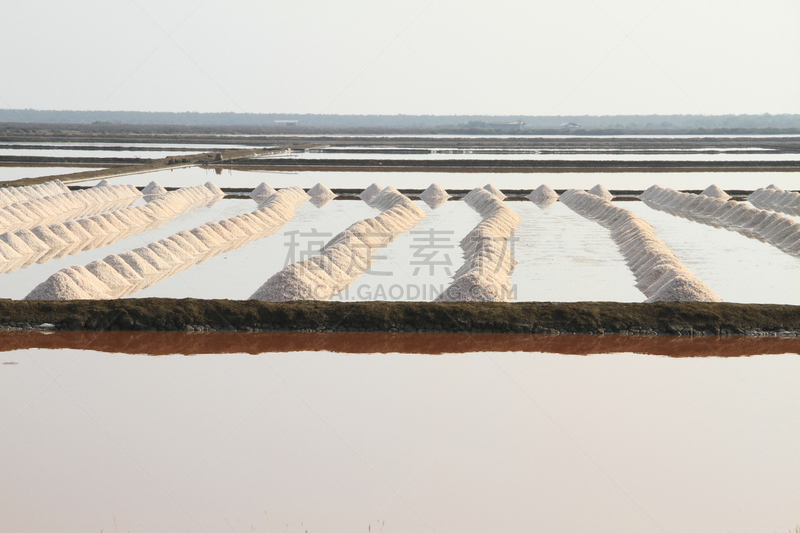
[{"left": 1, "top": 331, "right": 797, "bottom": 357}]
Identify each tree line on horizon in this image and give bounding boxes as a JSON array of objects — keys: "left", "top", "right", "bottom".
[{"left": 1, "top": 109, "right": 799, "bottom": 131}]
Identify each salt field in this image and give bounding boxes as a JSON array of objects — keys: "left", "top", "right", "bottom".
[{"left": 0, "top": 173, "right": 797, "bottom": 304}]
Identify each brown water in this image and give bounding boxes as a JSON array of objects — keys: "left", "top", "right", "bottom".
[{"left": 1, "top": 330, "right": 800, "bottom": 357}]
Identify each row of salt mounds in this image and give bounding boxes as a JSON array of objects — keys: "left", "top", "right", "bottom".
[
  {"left": 560, "top": 188, "right": 721, "bottom": 303},
  {"left": 748, "top": 184, "right": 800, "bottom": 217},
  {"left": 420, "top": 183, "right": 450, "bottom": 210},
  {"left": 640, "top": 185, "right": 800, "bottom": 257},
  {"left": 0, "top": 182, "right": 222, "bottom": 275},
  {"left": 249, "top": 187, "right": 426, "bottom": 302},
  {"left": 0, "top": 179, "right": 70, "bottom": 208},
  {"left": 24, "top": 186, "right": 310, "bottom": 300},
  {"left": 435, "top": 188, "right": 520, "bottom": 302},
  {"left": 0, "top": 183, "right": 141, "bottom": 234}
]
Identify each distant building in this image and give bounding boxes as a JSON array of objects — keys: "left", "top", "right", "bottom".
[
  {"left": 485, "top": 121, "right": 526, "bottom": 131},
  {"left": 561, "top": 122, "right": 582, "bottom": 129},
  {"left": 274, "top": 120, "right": 298, "bottom": 126}
]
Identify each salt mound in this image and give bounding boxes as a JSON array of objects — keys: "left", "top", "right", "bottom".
[
  {"left": 700, "top": 184, "right": 730, "bottom": 200},
  {"left": 85, "top": 260, "right": 131, "bottom": 296},
  {"left": 142, "top": 181, "right": 168, "bottom": 196},
  {"left": 483, "top": 184, "right": 505, "bottom": 199},
  {"left": 527, "top": 184, "right": 558, "bottom": 201},
  {"left": 527, "top": 184, "right": 559, "bottom": 208},
  {"left": 588, "top": 184, "right": 613, "bottom": 200},
  {"left": 646, "top": 275, "right": 723, "bottom": 302},
  {"left": 307, "top": 183, "right": 336, "bottom": 198},
  {"left": 95, "top": 180, "right": 111, "bottom": 188},
  {"left": 25, "top": 271, "right": 92, "bottom": 300},
  {"left": 250, "top": 182, "right": 277, "bottom": 201},
  {"left": 204, "top": 182, "right": 225, "bottom": 196},
  {"left": 767, "top": 184, "right": 782, "bottom": 190},
  {"left": 359, "top": 183, "right": 383, "bottom": 204},
  {"left": 420, "top": 183, "right": 450, "bottom": 199}
]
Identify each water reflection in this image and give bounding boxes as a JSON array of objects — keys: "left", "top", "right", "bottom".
[{"left": 1, "top": 331, "right": 798, "bottom": 357}]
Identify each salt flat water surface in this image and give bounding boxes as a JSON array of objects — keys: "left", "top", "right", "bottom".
[
  {"left": 0, "top": 166, "right": 103, "bottom": 182},
  {"left": 1, "top": 342, "right": 798, "bottom": 533}
]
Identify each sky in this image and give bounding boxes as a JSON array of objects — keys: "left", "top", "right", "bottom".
[{"left": 0, "top": 0, "right": 798, "bottom": 116}]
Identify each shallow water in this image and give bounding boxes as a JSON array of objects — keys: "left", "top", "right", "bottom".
[
  {"left": 281, "top": 149, "right": 800, "bottom": 162},
  {"left": 1, "top": 336, "right": 797, "bottom": 533},
  {"left": 0, "top": 148, "right": 207, "bottom": 159},
  {"left": 0, "top": 166, "right": 103, "bottom": 182}
]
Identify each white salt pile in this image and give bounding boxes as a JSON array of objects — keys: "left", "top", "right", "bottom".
[
  {"left": 640, "top": 185, "right": 800, "bottom": 257},
  {"left": 526, "top": 184, "right": 559, "bottom": 209},
  {"left": 700, "top": 184, "right": 730, "bottom": 200},
  {"left": 420, "top": 183, "right": 450, "bottom": 210},
  {"left": 359, "top": 183, "right": 383, "bottom": 205},
  {"left": 95, "top": 180, "right": 111, "bottom": 188},
  {"left": 420, "top": 183, "right": 450, "bottom": 199},
  {"left": 560, "top": 188, "right": 721, "bottom": 302},
  {"left": 435, "top": 188, "right": 520, "bottom": 302},
  {"left": 307, "top": 183, "right": 336, "bottom": 199},
  {"left": 250, "top": 189, "right": 426, "bottom": 302},
  {"left": 24, "top": 186, "right": 310, "bottom": 300},
  {"left": 588, "top": 184, "right": 613, "bottom": 200},
  {"left": 483, "top": 183, "right": 506, "bottom": 199},
  {"left": 250, "top": 182, "right": 277, "bottom": 201}
]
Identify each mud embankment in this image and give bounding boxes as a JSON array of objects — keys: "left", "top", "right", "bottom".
[
  {"left": 1, "top": 300, "right": 799, "bottom": 336},
  {"left": 220, "top": 158, "right": 800, "bottom": 173}
]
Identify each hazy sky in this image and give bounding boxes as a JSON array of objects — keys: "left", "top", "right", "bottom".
[{"left": 1, "top": 0, "right": 798, "bottom": 116}]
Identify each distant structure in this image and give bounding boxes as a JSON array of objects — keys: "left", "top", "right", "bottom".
[
  {"left": 485, "top": 121, "right": 526, "bottom": 131},
  {"left": 274, "top": 120, "right": 298, "bottom": 126},
  {"left": 561, "top": 122, "right": 582, "bottom": 129}
]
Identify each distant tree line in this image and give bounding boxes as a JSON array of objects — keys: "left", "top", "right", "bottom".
[{"left": 1, "top": 109, "right": 799, "bottom": 131}]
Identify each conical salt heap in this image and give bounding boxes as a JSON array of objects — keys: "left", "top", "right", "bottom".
[
  {"left": 700, "top": 184, "right": 730, "bottom": 200},
  {"left": 359, "top": 183, "right": 383, "bottom": 204},
  {"left": 588, "top": 184, "right": 613, "bottom": 200},
  {"left": 483, "top": 183, "right": 506, "bottom": 199},
  {"left": 95, "top": 180, "right": 111, "bottom": 188},
  {"left": 420, "top": 183, "right": 450, "bottom": 210},
  {"left": 527, "top": 184, "right": 559, "bottom": 208},
  {"left": 142, "top": 181, "right": 168, "bottom": 196},
  {"left": 307, "top": 183, "right": 336, "bottom": 199},
  {"left": 420, "top": 183, "right": 449, "bottom": 199},
  {"left": 250, "top": 182, "right": 277, "bottom": 201}
]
